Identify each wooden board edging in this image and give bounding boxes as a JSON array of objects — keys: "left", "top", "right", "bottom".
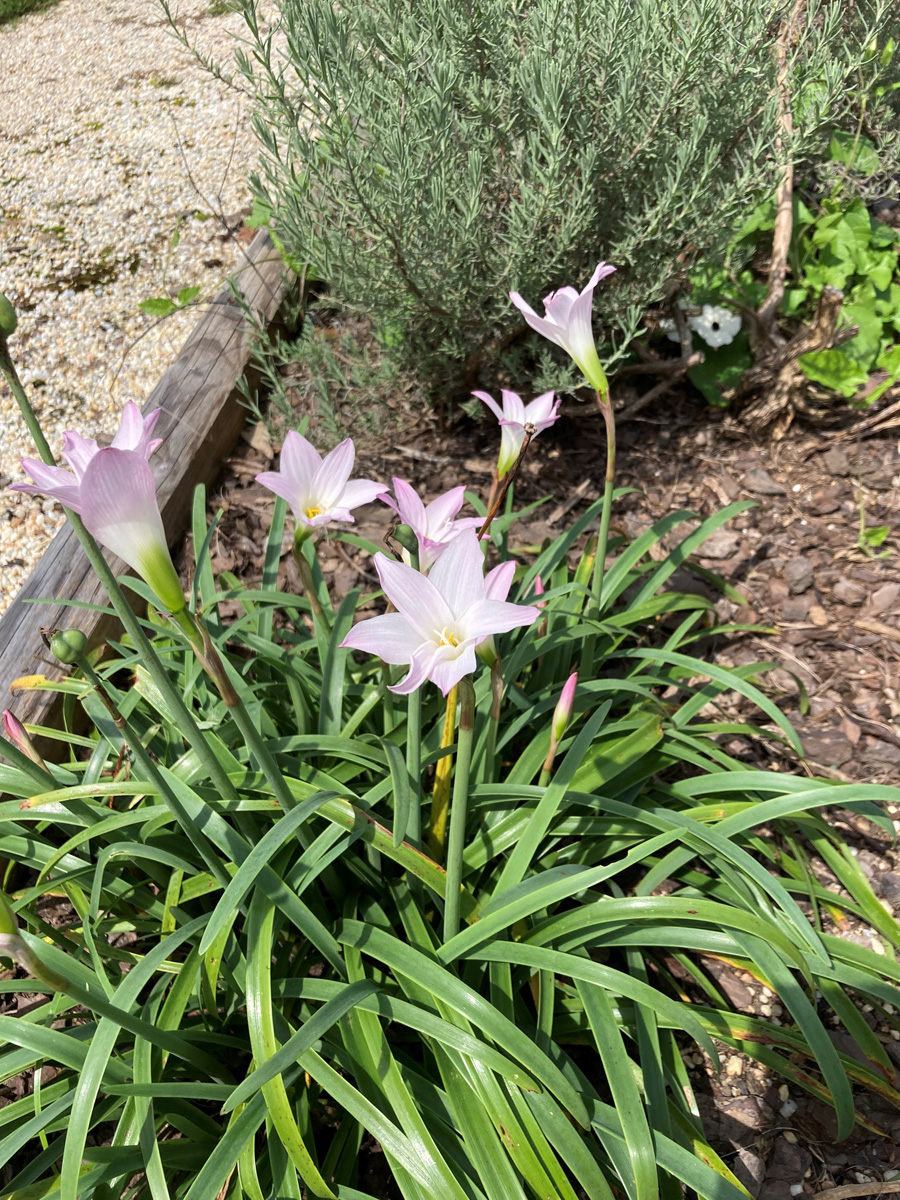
[{"left": 0, "top": 230, "right": 290, "bottom": 743}]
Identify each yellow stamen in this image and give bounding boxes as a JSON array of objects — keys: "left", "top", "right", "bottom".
[
  {"left": 305, "top": 505, "right": 323, "bottom": 520},
  {"left": 436, "top": 627, "right": 460, "bottom": 648}
]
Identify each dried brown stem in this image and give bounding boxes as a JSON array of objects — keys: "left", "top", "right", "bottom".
[{"left": 756, "top": 0, "right": 807, "bottom": 346}]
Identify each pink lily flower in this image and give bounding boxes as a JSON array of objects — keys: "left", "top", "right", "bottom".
[
  {"left": 472, "top": 389, "right": 560, "bottom": 479},
  {"left": 256, "top": 431, "right": 384, "bottom": 542},
  {"left": 12, "top": 406, "right": 186, "bottom": 615},
  {"left": 509, "top": 262, "right": 615, "bottom": 394},
  {"left": 341, "top": 529, "right": 539, "bottom": 695},
  {"left": 381, "top": 478, "right": 481, "bottom": 570}
]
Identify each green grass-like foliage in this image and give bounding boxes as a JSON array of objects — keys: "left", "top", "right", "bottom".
[
  {"left": 3, "top": 490, "right": 900, "bottom": 1200},
  {"left": 0, "top": 0, "right": 58, "bottom": 25},
  {"left": 180, "top": 0, "right": 900, "bottom": 393}
]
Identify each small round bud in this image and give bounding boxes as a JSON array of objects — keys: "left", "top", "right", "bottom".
[
  {"left": 49, "top": 629, "right": 88, "bottom": 665},
  {"left": 0, "top": 293, "right": 17, "bottom": 338}
]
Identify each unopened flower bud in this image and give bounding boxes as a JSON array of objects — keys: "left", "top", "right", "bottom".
[
  {"left": 0, "top": 292, "right": 17, "bottom": 338},
  {"left": 533, "top": 575, "right": 545, "bottom": 605},
  {"left": 3, "top": 710, "right": 46, "bottom": 768},
  {"left": 49, "top": 629, "right": 88, "bottom": 666},
  {"left": 551, "top": 672, "right": 578, "bottom": 744}
]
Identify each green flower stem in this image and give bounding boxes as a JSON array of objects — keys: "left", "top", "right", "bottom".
[
  {"left": 590, "top": 388, "right": 616, "bottom": 613},
  {"left": 443, "top": 675, "right": 475, "bottom": 942},
  {"left": 295, "top": 551, "right": 324, "bottom": 619},
  {"left": 0, "top": 341, "right": 245, "bottom": 811},
  {"left": 405, "top": 685, "right": 422, "bottom": 851},
  {"left": 381, "top": 662, "right": 395, "bottom": 735},
  {"left": 0, "top": 336, "right": 55, "bottom": 464},
  {"left": 427, "top": 684, "right": 458, "bottom": 861},
  {"left": 483, "top": 659, "right": 503, "bottom": 783},
  {"left": 580, "top": 388, "right": 616, "bottom": 675}
]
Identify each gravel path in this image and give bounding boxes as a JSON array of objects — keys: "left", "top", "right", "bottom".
[{"left": 0, "top": 0, "right": 266, "bottom": 614}]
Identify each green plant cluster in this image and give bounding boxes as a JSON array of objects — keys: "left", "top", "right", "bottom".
[
  {"left": 186, "top": 0, "right": 900, "bottom": 398},
  {"left": 0, "top": 0, "right": 58, "bottom": 26},
  {"left": 683, "top": 192, "right": 900, "bottom": 407},
  {"left": 4, "top": 480, "right": 900, "bottom": 1199}
]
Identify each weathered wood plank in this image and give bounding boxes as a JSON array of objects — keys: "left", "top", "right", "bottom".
[{"left": 0, "top": 231, "right": 289, "bottom": 737}]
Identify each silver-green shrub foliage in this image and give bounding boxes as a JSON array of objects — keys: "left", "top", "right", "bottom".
[{"left": 226, "top": 0, "right": 899, "bottom": 389}]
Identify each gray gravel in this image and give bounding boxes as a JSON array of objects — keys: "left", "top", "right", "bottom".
[{"left": 0, "top": 0, "right": 270, "bottom": 614}]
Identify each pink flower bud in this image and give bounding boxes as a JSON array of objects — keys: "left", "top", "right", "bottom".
[
  {"left": 551, "top": 672, "right": 578, "bottom": 745},
  {"left": 533, "top": 575, "right": 546, "bottom": 606},
  {"left": 3, "top": 710, "right": 46, "bottom": 767}
]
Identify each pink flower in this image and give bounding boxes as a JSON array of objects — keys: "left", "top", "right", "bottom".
[
  {"left": 341, "top": 530, "right": 539, "bottom": 695},
  {"left": 256, "top": 431, "right": 384, "bottom": 541},
  {"left": 12, "top": 406, "right": 186, "bottom": 615},
  {"left": 13, "top": 401, "right": 162, "bottom": 511},
  {"left": 473, "top": 389, "right": 560, "bottom": 479},
  {"left": 381, "top": 478, "right": 481, "bottom": 570},
  {"left": 510, "top": 262, "right": 615, "bottom": 393}
]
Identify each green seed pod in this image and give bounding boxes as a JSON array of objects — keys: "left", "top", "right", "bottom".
[
  {"left": 49, "top": 629, "right": 88, "bottom": 666},
  {"left": 0, "top": 293, "right": 17, "bottom": 338}
]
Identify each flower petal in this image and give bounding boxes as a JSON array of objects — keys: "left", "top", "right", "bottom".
[
  {"left": 373, "top": 553, "right": 452, "bottom": 638},
  {"left": 584, "top": 262, "right": 617, "bottom": 292},
  {"left": 523, "top": 391, "right": 560, "bottom": 431},
  {"left": 508, "top": 293, "right": 568, "bottom": 350},
  {"left": 389, "top": 644, "right": 442, "bottom": 695},
  {"left": 314, "top": 438, "right": 355, "bottom": 509},
  {"left": 280, "top": 431, "right": 322, "bottom": 491},
  {"left": 484, "top": 560, "right": 515, "bottom": 602},
  {"left": 255, "top": 470, "right": 307, "bottom": 517},
  {"left": 390, "top": 478, "right": 427, "bottom": 531},
  {"left": 543, "top": 285, "right": 579, "bottom": 329},
  {"left": 61, "top": 431, "right": 99, "bottom": 480},
  {"left": 341, "top": 612, "right": 422, "bottom": 664},
  {"left": 337, "top": 478, "right": 387, "bottom": 512},
  {"left": 111, "top": 402, "right": 162, "bottom": 458},
  {"left": 460, "top": 597, "right": 539, "bottom": 641},
  {"left": 429, "top": 644, "right": 477, "bottom": 695},
  {"left": 473, "top": 389, "right": 506, "bottom": 424},
  {"left": 79, "top": 449, "right": 183, "bottom": 611},
  {"left": 500, "top": 390, "right": 526, "bottom": 425},
  {"left": 422, "top": 485, "right": 466, "bottom": 535},
  {"left": 427, "top": 528, "right": 486, "bottom": 614}
]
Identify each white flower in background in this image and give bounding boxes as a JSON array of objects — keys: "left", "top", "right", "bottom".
[
  {"left": 660, "top": 302, "right": 741, "bottom": 349},
  {"left": 691, "top": 304, "right": 741, "bottom": 348}
]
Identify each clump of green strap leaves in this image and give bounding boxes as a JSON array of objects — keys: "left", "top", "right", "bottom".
[
  {"left": 161, "top": 0, "right": 900, "bottom": 398},
  {"left": 4, "top": 480, "right": 900, "bottom": 1200}
]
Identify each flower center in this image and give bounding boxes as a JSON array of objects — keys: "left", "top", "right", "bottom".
[
  {"left": 305, "top": 505, "right": 323, "bottom": 520},
  {"left": 436, "top": 626, "right": 460, "bottom": 648}
]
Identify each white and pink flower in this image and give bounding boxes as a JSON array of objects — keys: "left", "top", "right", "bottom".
[
  {"left": 473, "top": 389, "right": 560, "bottom": 479},
  {"left": 256, "top": 431, "right": 384, "bottom": 541},
  {"left": 381, "top": 478, "right": 481, "bottom": 570},
  {"left": 510, "top": 262, "right": 615, "bottom": 394},
  {"left": 12, "top": 404, "right": 186, "bottom": 614},
  {"left": 341, "top": 530, "right": 538, "bottom": 695}
]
